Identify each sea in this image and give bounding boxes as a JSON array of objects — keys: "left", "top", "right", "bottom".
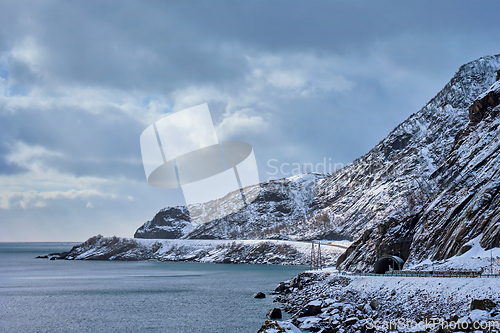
[{"left": 0, "top": 242, "right": 306, "bottom": 333}]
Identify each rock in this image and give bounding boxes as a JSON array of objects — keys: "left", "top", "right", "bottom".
[
  {"left": 258, "top": 320, "right": 299, "bottom": 333},
  {"left": 369, "top": 299, "right": 379, "bottom": 310},
  {"left": 390, "top": 289, "right": 396, "bottom": 296},
  {"left": 253, "top": 292, "right": 266, "bottom": 299},
  {"left": 275, "top": 282, "right": 289, "bottom": 293},
  {"left": 331, "top": 303, "right": 345, "bottom": 311},
  {"left": 49, "top": 257, "right": 57, "bottom": 260},
  {"left": 266, "top": 308, "right": 282, "bottom": 319},
  {"left": 299, "top": 300, "right": 322, "bottom": 317},
  {"left": 344, "top": 317, "right": 358, "bottom": 326},
  {"left": 290, "top": 276, "right": 302, "bottom": 288},
  {"left": 363, "top": 303, "right": 373, "bottom": 314},
  {"left": 470, "top": 299, "right": 496, "bottom": 311},
  {"left": 35, "top": 255, "right": 48, "bottom": 259}
]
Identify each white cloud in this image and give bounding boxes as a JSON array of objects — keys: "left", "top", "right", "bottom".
[
  {"left": 0, "top": 189, "right": 107, "bottom": 209},
  {"left": 6, "top": 141, "right": 62, "bottom": 169},
  {"left": 216, "top": 108, "right": 269, "bottom": 140},
  {"left": 246, "top": 53, "right": 355, "bottom": 97}
]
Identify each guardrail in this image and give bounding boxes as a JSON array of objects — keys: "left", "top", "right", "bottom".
[{"left": 347, "top": 271, "right": 500, "bottom": 278}]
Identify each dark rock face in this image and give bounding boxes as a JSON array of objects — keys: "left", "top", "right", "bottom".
[
  {"left": 266, "top": 308, "right": 282, "bottom": 319},
  {"left": 469, "top": 80, "right": 500, "bottom": 122}
]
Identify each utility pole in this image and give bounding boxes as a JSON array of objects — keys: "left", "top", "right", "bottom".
[
  {"left": 318, "top": 242, "right": 322, "bottom": 270},
  {"left": 491, "top": 247, "right": 493, "bottom": 275},
  {"left": 310, "top": 241, "right": 315, "bottom": 270}
]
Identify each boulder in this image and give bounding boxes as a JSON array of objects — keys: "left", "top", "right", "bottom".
[
  {"left": 470, "top": 299, "right": 496, "bottom": 311},
  {"left": 253, "top": 292, "right": 266, "bottom": 299},
  {"left": 266, "top": 308, "right": 282, "bottom": 319},
  {"left": 299, "top": 300, "right": 322, "bottom": 317},
  {"left": 275, "top": 282, "right": 289, "bottom": 293},
  {"left": 363, "top": 303, "right": 373, "bottom": 314},
  {"left": 369, "top": 299, "right": 380, "bottom": 310},
  {"left": 290, "top": 276, "right": 302, "bottom": 288},
  {"left": 344, "top": 317, "right": 358, "bottom": 326}
]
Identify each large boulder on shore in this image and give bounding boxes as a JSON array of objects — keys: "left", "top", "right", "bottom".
[
  {"left": 266, "top": 308, "right": 282, "bottom": 319},
  {"left": 298, "top": 300, "right": 322, "bottom": 317}
]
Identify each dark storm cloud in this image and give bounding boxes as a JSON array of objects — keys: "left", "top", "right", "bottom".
[
  {"left": 3, "top": 0, "right": 497, "bottom": 93},
  {"left": 0, "top": 103, "right": 146, "bottom": 180}
]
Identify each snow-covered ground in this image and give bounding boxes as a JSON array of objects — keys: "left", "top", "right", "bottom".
[
  {"left": 274, "top": 269, "right": 500, "bottom": 332},
  {"left": 407, "top": 235, "right": 500, "bottom": 273}
]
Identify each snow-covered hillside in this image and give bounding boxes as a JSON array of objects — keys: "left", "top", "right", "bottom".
[
  {"left": 61, "top": 235, "right": 349, "bottom": 266},
  {"left": 135, "top": 173, "right": 329, "bottom": 240}
]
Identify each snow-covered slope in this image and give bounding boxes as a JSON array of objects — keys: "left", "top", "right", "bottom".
[{"left": 135, "top": 173, "right": 329, "bottom": 240}]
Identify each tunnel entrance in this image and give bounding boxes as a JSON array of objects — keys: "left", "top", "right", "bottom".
[{"left": 374, "top": 255, "right": 405, "bottom": 274}]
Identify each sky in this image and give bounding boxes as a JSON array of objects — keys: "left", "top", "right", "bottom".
[{"left": 1, "top": 0, "right": 499, "bottom": 241}]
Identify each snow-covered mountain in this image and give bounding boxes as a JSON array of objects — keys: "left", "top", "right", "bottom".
[
  {"left": 135, "top": 173, "right": 327, "bottom": 240},
  {"left": 134, "top": 54, "right": 500, "bottom": 271},
  {"left": 333, "top": 55, "right": 500, "bottom": 271}
]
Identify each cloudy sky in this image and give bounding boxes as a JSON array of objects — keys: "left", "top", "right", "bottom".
[{"left": 1, "top": 1, "right": 499, "bottom": 241}]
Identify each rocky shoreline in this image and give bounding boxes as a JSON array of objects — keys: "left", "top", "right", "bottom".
[
  {"left": 38, "top": 235, "right": 348, "bottom": 266},
  {"left": 264, "top": 270, "right": 500, "bottom": 333}
]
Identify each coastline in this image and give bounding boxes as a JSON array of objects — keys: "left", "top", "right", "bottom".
[
  {"left": 39, "top": 235, "right": 349, "bottom": 266},
  {"left": 269, "top": 269, "right": 500, "bottom": 332}
]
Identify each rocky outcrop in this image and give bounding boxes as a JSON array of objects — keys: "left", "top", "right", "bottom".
[
  {"left": 134, "top": 206, "right": 193, "bottom": 239},
  {"left": 469, "top": 79, "right": 500, "bottom": 122},
  {"left": 253, "top": 292, "right": 266, "bottom": 299}
]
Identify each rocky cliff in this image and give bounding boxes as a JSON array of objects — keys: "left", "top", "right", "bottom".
[{"left": 333, "top": 55, "right": 500, "bottom": 271}]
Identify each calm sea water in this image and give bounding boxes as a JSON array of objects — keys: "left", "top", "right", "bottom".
[{"left": 0, "top": 243, "right": 306, "bottom": 333}]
